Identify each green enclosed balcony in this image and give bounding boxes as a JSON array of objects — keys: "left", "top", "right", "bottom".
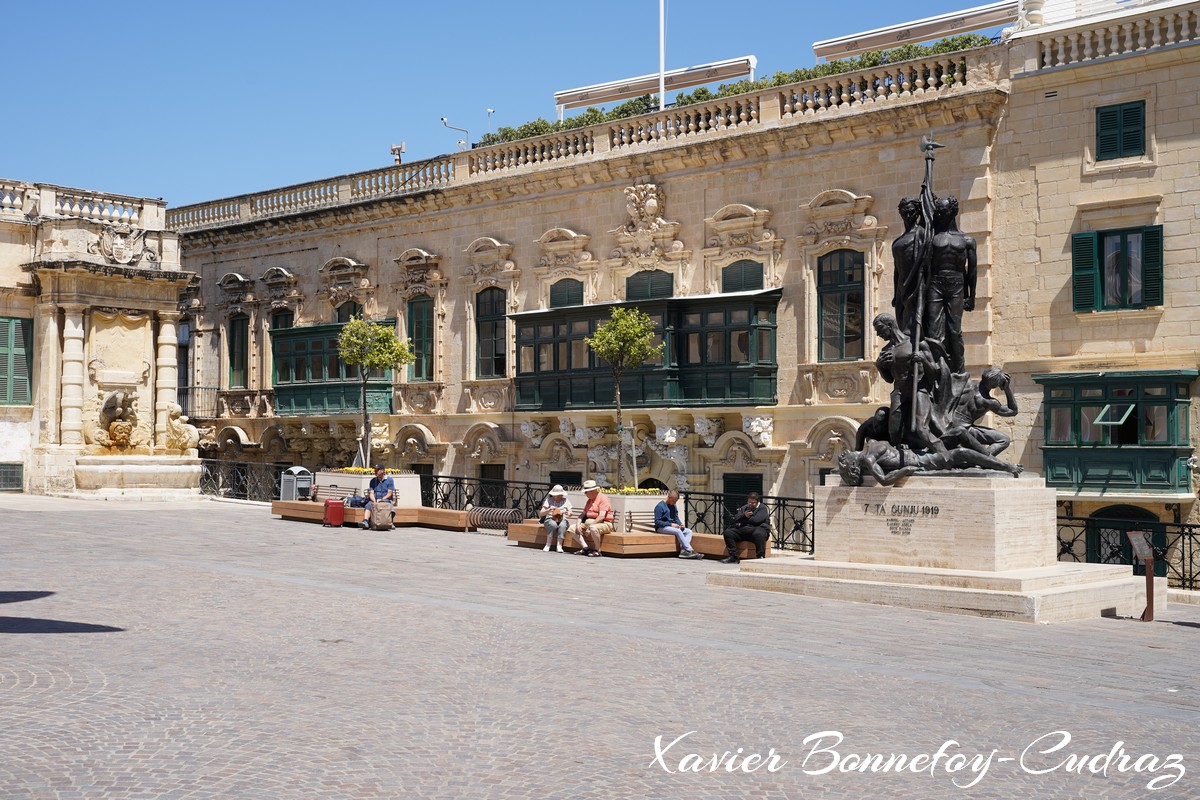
[{"left": 271, "top": 322, "right": 394, "bottom": 416}]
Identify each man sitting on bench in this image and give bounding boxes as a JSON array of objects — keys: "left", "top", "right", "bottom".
[
  {"left": 655, "top": 490, "right": 704, "bottom": 560},
  {"left": 361, "top": 465, "right": 395, "bottom": 529},
  {"left": 721, "top": 491, "right": 770, "bottom": 564}
]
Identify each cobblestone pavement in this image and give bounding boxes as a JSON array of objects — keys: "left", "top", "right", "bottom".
[{"left": 0, "top": 495, "right": 1197, "bottom": 799}]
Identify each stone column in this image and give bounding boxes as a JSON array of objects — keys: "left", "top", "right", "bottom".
[
  {"left": 59, "top": 304, "right": 86, "bottom": 446},
  {"left": 34, "top": 303, "right": 61, "bottom": 444},
  {"left": 155, "top": 311, "right": 181, "bottom": 448}
]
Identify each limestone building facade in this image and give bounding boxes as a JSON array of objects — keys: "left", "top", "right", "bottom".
[
  {"left": 5, "top": 1, "right": 1192, "bottom": 534},
  {"left": 0, "top": 181, "right": 198, "bottom": 494}
]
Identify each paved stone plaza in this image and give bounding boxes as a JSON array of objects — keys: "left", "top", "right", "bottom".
[{"left": 0, "top": 495, "right": 1196, "bottom": 799}]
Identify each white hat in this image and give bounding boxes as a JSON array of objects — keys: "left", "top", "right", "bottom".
[
  {"left": 549, "top": 484, "right": 566, "bottom": 497},
  {"left": 582, "top": 479, "right": 600, "bottom": 492}
]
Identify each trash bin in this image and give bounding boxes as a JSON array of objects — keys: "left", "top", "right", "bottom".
[{"left": 280, "top": 466, "right": 313, "bottom": 501}]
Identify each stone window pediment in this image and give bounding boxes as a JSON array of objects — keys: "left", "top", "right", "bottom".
[
  {"left": 393, "top": 248, "right": 447, "bottom": 299},
  {"left": 702, "top": 203, "right": 782, "bottom": 293},
  {"left": 260, "top": 266, "right": 302, "bottom": 312},
  {"left": 536, "top": 227, "right": 597, "bottom": 307},
  {"left": 464, "top": 237, "right": 516, "bottom": 279},
  {"left": 319, "top": 257, "right": 371, "bottom": 310}
]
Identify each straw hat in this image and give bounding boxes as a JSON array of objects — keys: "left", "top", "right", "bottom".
[
  {"left": 549, "top": 485, "right": 566, "bottom": 497},
  {"left": 582, "top": 479, "right": 600, "bottom": 492}
]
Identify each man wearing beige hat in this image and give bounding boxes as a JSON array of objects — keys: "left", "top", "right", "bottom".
[{"left": 574, "top": 480, "right": 614, "bottom": 557}]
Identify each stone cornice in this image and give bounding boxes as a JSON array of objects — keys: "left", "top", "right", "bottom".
[{"left": 24, "top": 259, "right": 195, "bottom": 284}]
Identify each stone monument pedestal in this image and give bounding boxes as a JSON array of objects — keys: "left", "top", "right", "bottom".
[{"left": 710, "top": 473, "right": 1165, "bottom": 623}]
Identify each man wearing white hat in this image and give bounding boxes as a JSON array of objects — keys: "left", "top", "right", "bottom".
[
  {"left": 538, "top": 484, "right": 572, "bottom": 552},
  {"left": 574, "top": 480, "right": 614, "bottom": 557}
]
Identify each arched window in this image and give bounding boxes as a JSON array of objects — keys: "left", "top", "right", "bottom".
[
  {"left": 817, "top": 249, "right": 864, "bottom": 361},
  {"left": 722, "top": 260, "right": 764, "bottom": 293},
  {"left": 549, "top": 279, "right": 584, "bottom": 308},
  {"left": 336, "top": 301, "right": 362, "bottom": 323},
  {"left": 626, "top": 270, "right": 673, "bottom": 301},
  {"left": 228, "top": 314, "right": 249, "bottom": 389},
  {"left": 476, "top": 288, "right": 507, "bottom": 378},
  {"left": 408, "top": 295, "right": 433, "bottom": 382}
]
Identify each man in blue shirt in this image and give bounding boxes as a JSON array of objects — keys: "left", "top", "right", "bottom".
[
  {"left": 655, "top": 489, "right": 703, "bottom": 560},
  {"left": 361, "top": 465, "right": 395, "bottom": 529}
]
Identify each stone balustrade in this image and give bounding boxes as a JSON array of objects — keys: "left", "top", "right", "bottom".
[
  {"left": 350, "top": 156, "right": 454, "bottom": 200},
  {"left": 0, "top": 181, "right": 167, "bottom": 229},
  {"left": 1031, "top": 2, "right": 1199, "bottom": 69},
  {"left": 0, "top": 181, "right": 26, "bottom": 215},
  {"left": 53, "top": 188, "right": 146, "bottom": 226},
  {"left": 250, "top": 178, "right": 340, "bottom": 219},
  {"left": 167, "top": 43, "right": 1005, "bottom": 232},
  {"left": 779, "top": 49, "right": 987, "bottom": 119},
  {"left": 167, "top": 198, "right": 243, "bottom": 230},
  {"left": 609, "top": 95, "right": 761, "bottom": 150},
  {"left": 468, "top": 131, "right": 595, "bottom": 176}
]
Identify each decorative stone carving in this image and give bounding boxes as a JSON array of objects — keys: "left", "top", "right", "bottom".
[
  {"left": 654, "top": 425, "right": 689, "bottom": 445},
  {"left": 319, "top": 257, "right": 371, "bottom": 311},
  {"left": 394, "top": 248, "right": 448, "bottom": 298},
  {"left": 549, "top": 439, "right": 580, "bottom": 469},
  {"left": 648, "top": 439, "right": 689, "bottom": 475},
  {"left": 370, "top": 424, "right": 393, "bottom": 455},
  {"left": 463, "top": 237, "right": 516, "bottom": 280},
  {"left": 463, "top": 381, "right": 511, "bottom": 413},
  {"left": 701, "top": 204, "right": 785, "bottom": 292},
  {"left": 608, "top": 184, "right": 688, "bottom": 268},
  {"left": 89, "top": 223, "right": 157, "bottom": 266},
  {"left": 261, "top": 266, "right": 303, "bottom": 313},
  {"left": 743, "top": 416, "right": 774, "bottom": 448},
  {"left": 723, "top": 441, "right": 763, "bottom": 470},
  {"left": 521, "top": 420, "right": 550, "bottom": 448},
  {"left": 164, "top": 403, "right": 200, "bottom": 453},
  {"left": 535, "top": 227, "right": 598, "bottom": 306},
  {"left": 84, "top": 390, "right": 148, "bottom": 450},
  {"left": 398, "top": 383, "right": 444, "bottom": 415},
  {"left": 216, "top": 272, "right": 257, "bottom": 312},
  {"left": 693, "top": 416, "right": 724, "bottom": 447}
]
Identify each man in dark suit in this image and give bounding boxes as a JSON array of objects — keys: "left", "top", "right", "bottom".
[{"left": 721, "top": 492, "right": 770, "bottom": 564}]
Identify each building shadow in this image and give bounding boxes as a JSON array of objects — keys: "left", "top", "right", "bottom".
[
  {"left": 0, "top": 617, "right": 124, "bottom": 634},
  {"left": 0, "top": 590, "right": 123, "bottom": 632},
  {"left": 0, "top": 591, "right": 56, "bottom": 604}
]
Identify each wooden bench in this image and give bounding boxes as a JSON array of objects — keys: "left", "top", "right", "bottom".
[
  {"left": 625, "top": 510, "right": 773, "bottom": 559},
  {"left": 506, "top": 515, "right": 678, "bottom": 557},
  {"left": 271, "top": 485, "right": 366, "bottom": 525},
  {"left": 270, "top": 495, "right": 473, "bottom": 531}
]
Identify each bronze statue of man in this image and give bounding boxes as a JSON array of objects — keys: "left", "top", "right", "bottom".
[
  {"left": 872, "top": 312, "right": 945, "bottom": 455},
  {"left": 926, "top": 196, "right": 977, "bottom": 374},
  {"left": 891, "top": 197, "right": 923, "bottom": 331}
]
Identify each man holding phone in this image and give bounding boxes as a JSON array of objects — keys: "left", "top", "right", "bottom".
[{"left": 720, "top": 492, "right": 770, "bottom": 564}]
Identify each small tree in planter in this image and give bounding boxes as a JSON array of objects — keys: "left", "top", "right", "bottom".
[
  {"left": 338, "top": 316, "right": 414, "bottom": 468},
  {"left": 586, "top": 307, "right": 664, "bottom": 487}
]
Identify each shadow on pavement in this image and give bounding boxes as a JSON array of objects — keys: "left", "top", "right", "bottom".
[
  {"left": 0, "top": 616, "right": 124, "bottom": 634},
  {"left": 0, "top": 591, "right": 56, "bottom": 604}
]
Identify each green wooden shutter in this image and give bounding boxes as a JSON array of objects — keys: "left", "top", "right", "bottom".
[
  {"left": 1071, "top": 232, "right": 1100, "bottom": 311},
  {"left": 1120, "top": 102, "right": 1145, "bottom": 157},
  {"left": 0, "top": 318, "right": 32, "bottom": 406},
  {"left": 11, "top": 318, "right": 31, "bottom": 405},
  {"left": 648, "top": 270, "right": 673, "bottom": 298},
  {"left": 1141, "top": 225, "right": 1164, "bottom": 306},
  {"left": 0, "top": 318, "right": 10, "bottom": 404},
  {"left": 550, "top": 279, "right": 583, "bottom": 308},
  {"left": 1096, "top": 106, "right": 1122, "bottom": 161},
  {"left": 722, "top": 260, "right": 763, "bottom": 293}
]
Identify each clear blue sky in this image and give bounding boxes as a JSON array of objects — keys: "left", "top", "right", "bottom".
[{"left": 4, "top": 0, "right": 988, "bottom": 207}]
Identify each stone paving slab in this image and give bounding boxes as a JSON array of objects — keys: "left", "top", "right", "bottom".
[{"left": 0, "top": 495, "right": 1196, "bottom": 799}]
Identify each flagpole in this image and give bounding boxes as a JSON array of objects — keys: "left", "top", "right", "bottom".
[{"left": 659, "top": 0, "right": 666, "bottom": 111}]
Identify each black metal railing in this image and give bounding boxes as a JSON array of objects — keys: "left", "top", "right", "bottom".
[
  {"left": 200, "top": 459, "right": 286, "bottom": 502},
  {"left": 424, "top": 475, "right": 554, "bottom": 519},
  {"left": 682, "top": 491, "right": 815, "bottom": 553},
  {"left": 179, "top": 386, "right": 219, "bottom": 418},
  {"left": 1057, "top": 515, "right": 1200, "bottom": 590}
]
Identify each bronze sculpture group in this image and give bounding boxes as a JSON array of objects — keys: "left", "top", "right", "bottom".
[{"left": 838, "top": 137, "right": 1023, "bottom": 487}]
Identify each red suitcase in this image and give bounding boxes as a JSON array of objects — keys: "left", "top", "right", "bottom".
[{"left": 322, "top": 499, "right": 345, "bottom": 527}]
